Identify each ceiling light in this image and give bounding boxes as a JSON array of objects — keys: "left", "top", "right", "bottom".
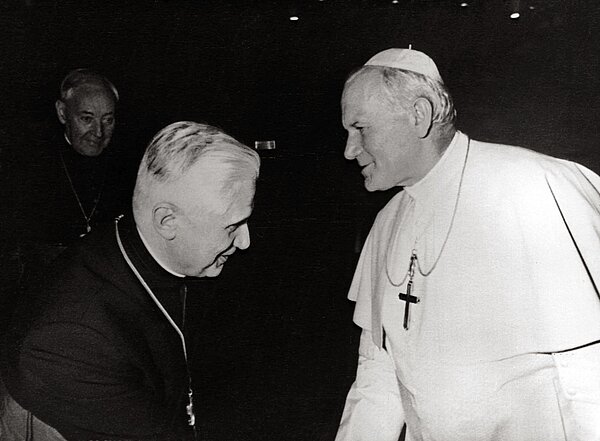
[{"left": 509, "top": 0, "right": 520, "bottom": 19}]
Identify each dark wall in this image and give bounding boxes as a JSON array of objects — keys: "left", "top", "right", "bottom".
[
  {"left": 4, "top": 0, "right": 598, "bottom": 226},
  {"left": 4, "top": 0, "right": 600, "bottom": 157}
]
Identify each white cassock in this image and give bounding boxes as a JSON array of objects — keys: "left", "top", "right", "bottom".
[{"left": 336, "top": 131, "right": 600, "bottom": 441}]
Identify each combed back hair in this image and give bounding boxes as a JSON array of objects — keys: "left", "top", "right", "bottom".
[
  {"left": 59, "top": 68, "right": 119, "bottom": 102},
  {"left": 348, "top": 65, "right": 457, "bottom": 130},
  {"left": 135, "top": 121, "right": 260, "bottom": 205}
]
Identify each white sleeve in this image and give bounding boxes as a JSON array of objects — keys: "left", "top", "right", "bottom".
[{"left": 335, "top": 329, "right": 405, "bottom": 441}]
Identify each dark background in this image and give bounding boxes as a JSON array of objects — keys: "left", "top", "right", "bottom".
[{"left": 1, "top": 0, "right": 599, "bottom": 440}]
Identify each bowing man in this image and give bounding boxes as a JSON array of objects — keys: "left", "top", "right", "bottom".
[{"left": 1, "top": 121, "right": 260, "bottom": 440}]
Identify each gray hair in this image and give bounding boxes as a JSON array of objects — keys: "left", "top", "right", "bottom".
[
  {"left": 59, "top": 68, "right": 119, "bottom": 102},
  {"left": 134, "top": 121, "right": 260, "bottom": 206},
  {"left": 349, "top": 65, "right": 456, "bottom": 130}
]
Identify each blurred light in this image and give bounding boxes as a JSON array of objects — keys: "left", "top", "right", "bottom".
[
  {"left": 510, "top": 12, "right": 520, "bottom": 19},
  {"left": 289, "top": 15, "right": 299, "bottom": 21},
  {"left": 460, "top": 2, "right": 468, "bottom": 7},
  {"left": 529, "top": 5, "right": 535, "bottom": 9},
  {"left": 255, "top": 140, "right": 276, "bottom": 151},
  {"left": 392, "top": 0, "right": 399, "bottom": 3}
]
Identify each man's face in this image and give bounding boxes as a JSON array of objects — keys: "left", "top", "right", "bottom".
[
  {"left": 170, "top": 174, "right": 256, "bottom": 278},
  {"left": 341, "top": 71, "right": 420, "bottom": 190},
  {"left": 56, "top": 85, "right": 116, "bottom": 157}
]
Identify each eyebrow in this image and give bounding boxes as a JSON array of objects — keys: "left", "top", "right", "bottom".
[
  {"left": 347, "top": 121, "right": 366, "bottom": 130},
  {"left": 227, "top": 215, "right": 251, "bottom": 230},
  {"left": 78, "top": 110, "right": 114, "bottom": 116}
]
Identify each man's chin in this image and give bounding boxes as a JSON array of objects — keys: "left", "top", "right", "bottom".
[
  {"left": 198, "top": 264, "right": 224, "bottom": 278},
  {"left": 73, "top": 141, "right": 106, "bottom": 157},
  {"left": 75, "top": 148, "right": 104, "bottom": 157},
  {"left": 364, "top": 176, "right": 393, "bottom": 192},
  {"left": 364, "top": 178, "right": 379, "bottom": 192}
]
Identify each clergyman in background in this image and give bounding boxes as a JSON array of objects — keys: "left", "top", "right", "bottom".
[
  {"left": 19, "top": 68, "right": 129, "bottom": 268},
  {"left": 1, "top": 69, "right": 131, "bottom": 339}
]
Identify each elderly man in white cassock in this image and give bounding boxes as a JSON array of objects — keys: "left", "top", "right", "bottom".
[{"left": 335, "top": 47, "right": 600, "bottom": 441}]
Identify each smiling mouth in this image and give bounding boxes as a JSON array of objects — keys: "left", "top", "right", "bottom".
[
  {"left": 215, "top": 253, "right": 233, "bottom": 267},
  {"left": 361, "top": 163, "right": 374, "bottom": 176}
]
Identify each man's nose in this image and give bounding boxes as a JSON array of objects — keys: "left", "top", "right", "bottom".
[
  {"left": 344, "top": 134, "right": 362, "bottom": 160},
  {"left": 234, "top": 224, "right": 250, "bottom": 250},
  {"left": 93, "top": 120, "right": 103, "bottom": 138}
]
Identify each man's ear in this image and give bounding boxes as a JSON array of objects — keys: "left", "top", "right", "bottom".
[
  {"left": 152, "top": 203, "right": 179, "bottom": 241},
  {"left": 55, "top": 100, "right": 67, "bottom": 125},
  {"left": 413, "top": 97, "right": 433, "bottom": 139}
]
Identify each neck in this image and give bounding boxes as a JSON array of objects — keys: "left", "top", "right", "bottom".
[
  {"left": 135, "top": 218, "right": 185, "bottom": 278},
  {"left": 403, "top": 127, "right": 456, "bottom": 187},
  {"left": 433, "top": 126, "right": 457, "bottom": 155}
]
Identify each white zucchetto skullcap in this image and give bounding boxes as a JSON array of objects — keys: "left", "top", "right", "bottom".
[{"left": 365, "top": 48, "right": 443, "bottom": 83}]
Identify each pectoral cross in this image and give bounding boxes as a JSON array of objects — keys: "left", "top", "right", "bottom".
[
  {"left": 186, "top": 389, "right": 196, "bottom": 427},
  {"left": 79, "top": 224, "right": 92, "bottom": 238},
  {"left": 398, "top": 252, "right": 419, "bottom": 330}
]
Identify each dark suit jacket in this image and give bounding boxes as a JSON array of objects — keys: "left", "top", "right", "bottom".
[{"left": 1, "top": 215, "right": 196, "bottom": 440}]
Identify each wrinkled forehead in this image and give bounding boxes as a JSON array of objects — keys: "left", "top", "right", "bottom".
[
  {"left": 343, "top": 68, "right": 385, "bottom": 102},
  {"left": 68, "top": 84, "right": 116, "bottom": 108},
  {"left": 342, "top": 69, "right": 385, "bottom": 122},
  {"left": 347, "top": 66, "right": 386, "bottom": 89}
]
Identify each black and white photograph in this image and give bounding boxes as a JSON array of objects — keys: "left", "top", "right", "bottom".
[{"left": 0, "top": 0, "right": 599, "bottom": 440}]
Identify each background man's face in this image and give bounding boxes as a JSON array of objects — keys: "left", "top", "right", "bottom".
[
  {"left": 341, "top": 71, "right": 421, "bottom": 190},
  {"left": 169, "top": 168, "right": 256, "bottom": 278},
  {"left": 56, "top": 85, "right": 116, "bottom": 157}
]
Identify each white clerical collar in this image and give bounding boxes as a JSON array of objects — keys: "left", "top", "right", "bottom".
[
  {"left": 136, "top": 226, "right": 185, "bottom": 278},
  {"left": 387, "top": 131, "right": 469, "bottom": 277},
  {"left": 404, "top": 130, "right": 466, "bottom": 202}
]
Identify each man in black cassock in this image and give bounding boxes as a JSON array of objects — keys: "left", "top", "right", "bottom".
[{"left": 1, "top": 121, "right": 260, "bottom": 440}]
